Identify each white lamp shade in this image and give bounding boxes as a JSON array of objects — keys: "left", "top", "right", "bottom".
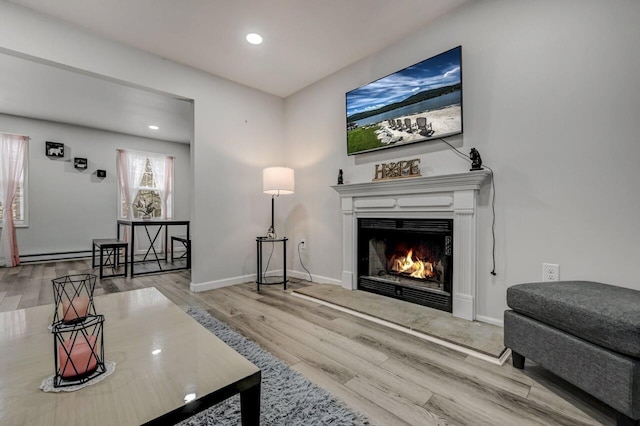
[{"left": 263, "top": 167, "right": 294, "bottom": 195}]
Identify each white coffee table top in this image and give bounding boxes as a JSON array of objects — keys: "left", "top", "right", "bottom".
[{"left": 0, "top": 287, "right": 260, "bottom": 425}]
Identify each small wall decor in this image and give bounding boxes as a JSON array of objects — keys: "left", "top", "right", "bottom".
[
  {"left": 373, "top": 158, "right": 421, "bottom": 181},
  {"left": 96, "top": 170, "right": 107, "bottom": 178},
  {"left": 74, "top": 158, "right": 88, "bottom": 170},
  {"left": 46, "top": 141, "right": 64, "bottom": 158}
]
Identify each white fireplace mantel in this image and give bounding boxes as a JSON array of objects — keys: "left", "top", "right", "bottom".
[{"left": 332, "top": 171, "right": 490, "bottom": 321}]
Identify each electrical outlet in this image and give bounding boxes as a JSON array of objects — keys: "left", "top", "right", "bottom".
[
  {"left": 542, "top": 263, "right": 559, "bottom": 282},
  {"left": 299, "top": 238, "right": 307, "bottom": 249}
]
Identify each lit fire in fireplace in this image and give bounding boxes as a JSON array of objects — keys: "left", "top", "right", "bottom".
[{"left": 390, "top": 249, "right": 434, "bottom": 279}]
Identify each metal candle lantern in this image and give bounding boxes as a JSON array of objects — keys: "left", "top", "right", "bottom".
[
  {"left": 51, "top": 274, "right": 97, "bottom": 325},
  {"left": 50, "top": 273, "right": 106, "bottom": 388},
  {"left": 51, "top": 314, "right": 106, "bottom": 387}
]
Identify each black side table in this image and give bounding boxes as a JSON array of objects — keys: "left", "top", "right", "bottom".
[{"left": 256, "top": 236, "right": 288, "bottom": 291}]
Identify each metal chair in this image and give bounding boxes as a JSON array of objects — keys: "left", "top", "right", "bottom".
[
  {"left": 170, "top": 235, "right": 191, "bottom": 268},
  {"left": 92, "top": 239, "right": 128, "bottom": 279}
]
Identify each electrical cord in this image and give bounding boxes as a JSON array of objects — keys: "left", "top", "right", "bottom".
[
  {"left": 438, "top": 138, "right": 497, "bottom": 276},
  {"left": 297, "top": 241, "right": 313, "bottom": 283},
  {"left": 263, "top": 240, "right": 313, "bottom": 284},
  {"left": 263, "top": 240, "right": 275, "bottom": 280}
]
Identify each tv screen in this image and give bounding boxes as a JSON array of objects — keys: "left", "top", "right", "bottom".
[{"left": 346, "top": 46, "right": 462, "bottom": 155}]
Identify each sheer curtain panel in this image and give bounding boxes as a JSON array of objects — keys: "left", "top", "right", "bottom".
[
  {"left": 147, "top": 154, "right": 173, "bottom": 219},
  {"left": 0, "top": 133, "right": 28, "bottom": 267},
  {"left": 117, "top": 149, "right": 146, "bottom": 219},
  {"left": 117, "top": 149, "right": 145, "bottom": 244}
]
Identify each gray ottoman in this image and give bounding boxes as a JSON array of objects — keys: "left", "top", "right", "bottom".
[{"left": 504, "top": 281, "right": 640, "bottom": 426}]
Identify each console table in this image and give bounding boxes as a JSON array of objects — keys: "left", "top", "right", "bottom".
[
  {"left": 117, "top": 219, "right": 190, "bottom": 276},
  {"left": 256, "top": 236, "right": 288, "bottom": 291}
]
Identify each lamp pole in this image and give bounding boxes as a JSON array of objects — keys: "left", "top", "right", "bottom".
[{"left": 267, "top": 193, "right": 278, "bottom": 238}]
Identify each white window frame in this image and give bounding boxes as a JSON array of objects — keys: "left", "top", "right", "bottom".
[{"left": 116, "top": 150, "right": 173, "bottom": 220}]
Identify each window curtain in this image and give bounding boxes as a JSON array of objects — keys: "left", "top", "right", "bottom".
[
  {"left": 117, "top": 149, "right": 146, "bottom": 219},
  {"left": 118, "top": 150, "right": 174, "bottom": 253},
  {"left": 147, "top": 154, "right": 173, "bottom": 220},
  {"left": 0, "top": 134, "right": 28, "bottom": 267},
  {"left": 147, "top": 154, "right": 173, "bottom": 253},
  {"left": 116, "top": 149, "right": 145, "bottom": 245}
]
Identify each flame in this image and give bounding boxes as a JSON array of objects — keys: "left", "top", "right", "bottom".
[{"left": 391, "top": 249, "right": 434, "bottom": 279}]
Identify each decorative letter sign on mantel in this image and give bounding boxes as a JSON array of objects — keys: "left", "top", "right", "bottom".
[
  {"left": 332, "top": 171, "right": 490, "bottom": 321},
  {"left": 373, "top": 158, "right": 421, "bottom": 181}
]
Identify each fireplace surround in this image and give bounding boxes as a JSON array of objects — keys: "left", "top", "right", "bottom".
[
  {"left": 358, "top": 217, "right": 454, "bottom": 312},
  {"left": 332, "top": 171, "right": 490, "bottom": 321}
]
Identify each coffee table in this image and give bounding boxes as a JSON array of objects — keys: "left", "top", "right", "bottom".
[{"left": 0, "top": 287, "right": 261, "bottom": 425}]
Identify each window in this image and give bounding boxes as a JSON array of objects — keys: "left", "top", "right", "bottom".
[
  {"left": 121, "top": 159, "right": 162, "bottom": 219},
  {"left": 116, "top": 150, "right": 173, "bottom": 220}
]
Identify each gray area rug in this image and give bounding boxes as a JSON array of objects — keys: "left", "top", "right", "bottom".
[{"left": 180, "top": 306, "right": 370, "bottom": 425}]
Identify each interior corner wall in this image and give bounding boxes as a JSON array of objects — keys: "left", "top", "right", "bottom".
[
  {"left": 0, "top": 114, "right": 190, "bottom": 258},
  {"left": 283, "top": 0, "right": 640, "bottom": 323},
  {"left": 0, "top": 2, "right": 286, "bottom": 284}
]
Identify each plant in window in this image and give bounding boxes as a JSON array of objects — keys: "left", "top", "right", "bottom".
[
  {"left": 123, "top": 159, "right": 162, "bottom": 219},
  {"left": 135, "top": 198, "right": 155, "bottom": 218}
]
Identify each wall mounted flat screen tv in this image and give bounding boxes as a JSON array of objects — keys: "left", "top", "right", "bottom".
[{"left": 346, "top": 46, "right": 462, "bottom": 155}]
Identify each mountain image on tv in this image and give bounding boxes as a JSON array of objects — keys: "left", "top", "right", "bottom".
[{"left": 346, "top": 46, "right": 462, "bottom": 155}]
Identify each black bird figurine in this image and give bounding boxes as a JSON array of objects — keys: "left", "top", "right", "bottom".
[{"left": 469, "top": 148, "right": 483, "bottom": 171}]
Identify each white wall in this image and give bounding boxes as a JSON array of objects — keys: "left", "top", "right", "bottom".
[
  {"left": 0, "top": 114, "right": 190, "bottom": 258},
  {"left": 284, "top": 0, "right": 640, "bottom": 323},
  {"left": 0, "top": 2, "right": 286, "bottom": 286}
]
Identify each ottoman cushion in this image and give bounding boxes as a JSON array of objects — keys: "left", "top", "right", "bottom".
[{"left": 507, "top": 281, "right": 640, "bottom": 358}]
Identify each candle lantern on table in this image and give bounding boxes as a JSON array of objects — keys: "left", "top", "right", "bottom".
[
  {"left": 51, "top": 314, "right": 106, "bottom": 387},
  {"left": 51, "top": 274, "right": 97, "bottom": 325},
  {"left": 50, "top": 274, "right": 106, "bottom": 387}
]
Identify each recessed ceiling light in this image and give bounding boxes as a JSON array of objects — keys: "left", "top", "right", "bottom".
[
  {"left": 246, "top": 33, "right": 263, "bottom": 45},
  {"left": 149, "top": 125, "right": 159, "bottom": 130},
  {"left": 184, "top": 393, "right": 196, "bottom": 403},
  {"left": 152, "top": 349, "right": 162, "bottom": 355}
]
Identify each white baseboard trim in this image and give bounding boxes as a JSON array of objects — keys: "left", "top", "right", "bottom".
[
  {"left": 288, "top": 269, "right": 342, "bottom": 286},
  {"left": 190, "top": 274, "right": 254, "bottom": 293},
  {"left": 476, "top": 315, "right": 504, "bottom": 327},
  {"left": 292, "top": 292, "right": 509, "bottom": 366}
]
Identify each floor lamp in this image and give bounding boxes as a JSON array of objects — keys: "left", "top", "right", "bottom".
[{"left": 263, "top": 167, "right": 295, "bottom": 239}]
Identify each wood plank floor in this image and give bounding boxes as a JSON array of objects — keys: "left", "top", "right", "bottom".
[
  {"left": 292, "top": 284, "right": 505, "bottom": 359},
  {"left": 0, "top": 260, "right": 615, "bottom": 425}
]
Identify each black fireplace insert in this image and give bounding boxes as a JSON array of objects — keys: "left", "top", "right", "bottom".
[{"left": 357, "top": 218, "right": 453, "bottom": 312}]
